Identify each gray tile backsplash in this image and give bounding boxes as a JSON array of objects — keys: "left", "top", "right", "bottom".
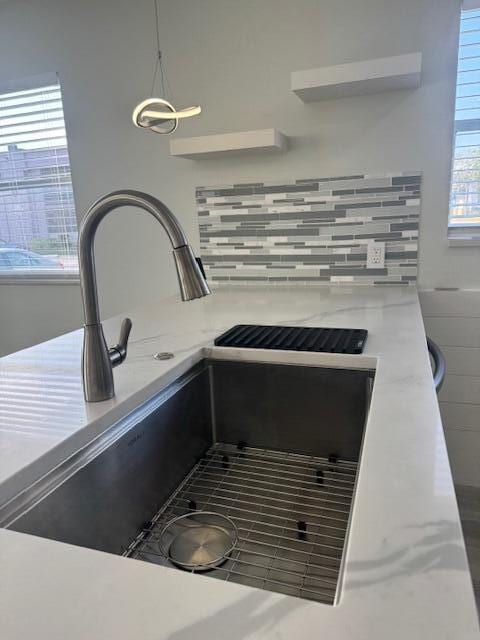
[{"left": 196, "top": 172, "right": 421, "bottom": 285}]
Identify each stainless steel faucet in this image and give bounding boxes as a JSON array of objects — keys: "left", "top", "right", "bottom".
[{"left": 78, "top": 190, "right": 210, "bottom": 402}]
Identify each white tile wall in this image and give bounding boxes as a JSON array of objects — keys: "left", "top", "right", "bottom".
[{"left": 420, "top": 290, "right": 480, "bottom": 488}]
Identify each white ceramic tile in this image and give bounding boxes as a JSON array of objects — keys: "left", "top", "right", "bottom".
[
  {"left": 420, "top": 290, "right": 480, "bottom": 318},
  {"left": 444, "top": 429, "right": 480, "bottom": 487},
  {"left": 442, "top": 346, "right": 480, "bottom": 376},
  {"left": 439, "top": 375, "right": 480, "bottom": 405},
  {"left": 440, "top": 401, "right": 480, "bottom": 431},
  {"left": 422, "top": 316, "right": 480, "bottom": 347}
]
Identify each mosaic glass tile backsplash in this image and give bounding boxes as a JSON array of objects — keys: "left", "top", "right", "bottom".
[{"left": 196, "top": 172, "right": 421, "bottom": 286}]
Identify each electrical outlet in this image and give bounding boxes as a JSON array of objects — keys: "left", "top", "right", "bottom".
[{"left": 366, "top": 241, "right": 385, "bottom": 269}]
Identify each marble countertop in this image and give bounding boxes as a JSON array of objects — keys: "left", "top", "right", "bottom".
[{"left": 1, "top": 285, "right": 479, "bottom": 640}]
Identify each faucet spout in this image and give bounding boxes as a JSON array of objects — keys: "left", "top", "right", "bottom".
[{"left": 78, "top": 190, "right": 210, "bottom": 402}]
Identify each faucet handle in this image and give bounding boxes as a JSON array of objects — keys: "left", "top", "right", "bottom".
[
  {"left": 118, "top": 317, "right": 133, "bottom": 351},
  {"left": 109, "top": 318, "right": 132, "bottom": 367}
]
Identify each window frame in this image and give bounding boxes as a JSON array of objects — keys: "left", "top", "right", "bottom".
[
  {"left": 0, "top": 72, "right": 80, "bottom": 284},
  {"left": 448, "top": 7, "right": 480, "bottom": 244}
]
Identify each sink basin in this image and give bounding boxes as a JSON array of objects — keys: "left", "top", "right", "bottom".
[{"left": 4, "top": 357, "right": 374, "bottom": 605}]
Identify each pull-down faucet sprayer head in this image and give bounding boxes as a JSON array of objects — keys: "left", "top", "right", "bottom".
[{"left": 173, "top": 245, "right": 211, "bottom": 301}]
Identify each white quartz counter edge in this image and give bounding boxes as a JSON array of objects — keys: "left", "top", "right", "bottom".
[{"left": 1, "top": 285, "right": 479, "bottom": 640}]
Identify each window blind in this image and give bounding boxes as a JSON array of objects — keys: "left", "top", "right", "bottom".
[
  {"left": 450, "top": 8, "right": 480, "bottom": 227},
  {"left": 0, "top": 75, "right": 78, "bottom": 272}
]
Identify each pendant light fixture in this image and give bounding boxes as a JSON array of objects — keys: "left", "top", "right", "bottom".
[{"left": 132, "top": 0, "right": 201, "bottom": 134}]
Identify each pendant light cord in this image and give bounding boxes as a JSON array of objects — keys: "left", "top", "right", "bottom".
[{"left": 150, "top": 0, "right": 173, "bottom": 100}]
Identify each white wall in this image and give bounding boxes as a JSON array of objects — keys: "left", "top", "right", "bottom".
[
  {"left": 0, "top": 0, "right": 478, "bottom": 356},
  {"left": 421, "top": 291, "right": 480, "bottom": 487}
]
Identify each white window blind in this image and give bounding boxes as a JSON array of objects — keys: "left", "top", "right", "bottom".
[
  {"left": 450, "top": 8, "right": 480, "bottom": 228},
  {"left": 0, "top": 74, "right": 78, "bottom": 273}
]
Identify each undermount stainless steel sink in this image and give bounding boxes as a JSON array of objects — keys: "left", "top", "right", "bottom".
[{"left": 4, "top": 358, "right": 374, "bottom": 605}]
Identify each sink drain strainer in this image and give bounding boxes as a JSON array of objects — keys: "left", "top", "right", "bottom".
[{"left": 159, "top": 511, "right": 238, "bottom": 572}]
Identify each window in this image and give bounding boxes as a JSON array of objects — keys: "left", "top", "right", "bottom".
[
  {"left": 0, "top": 73, "right": 78, "bottom": 274},
  {"left": 449, "top": 8, "right": 480, "bottom": 230}
]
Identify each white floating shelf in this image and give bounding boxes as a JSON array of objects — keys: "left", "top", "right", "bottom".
[
  {"left": 291, "top": 52, "right": 422, "bottom": 102},
  {"left": 169, "top": 128, "right": 288, "bottom": 159}
]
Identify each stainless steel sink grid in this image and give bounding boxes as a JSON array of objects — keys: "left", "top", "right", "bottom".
[
  {"left": 5, "top": 358, "right": 373, "bottom": 606},
  {"left": 126, "top": 443, "right": 357, "bottom": 604}
]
